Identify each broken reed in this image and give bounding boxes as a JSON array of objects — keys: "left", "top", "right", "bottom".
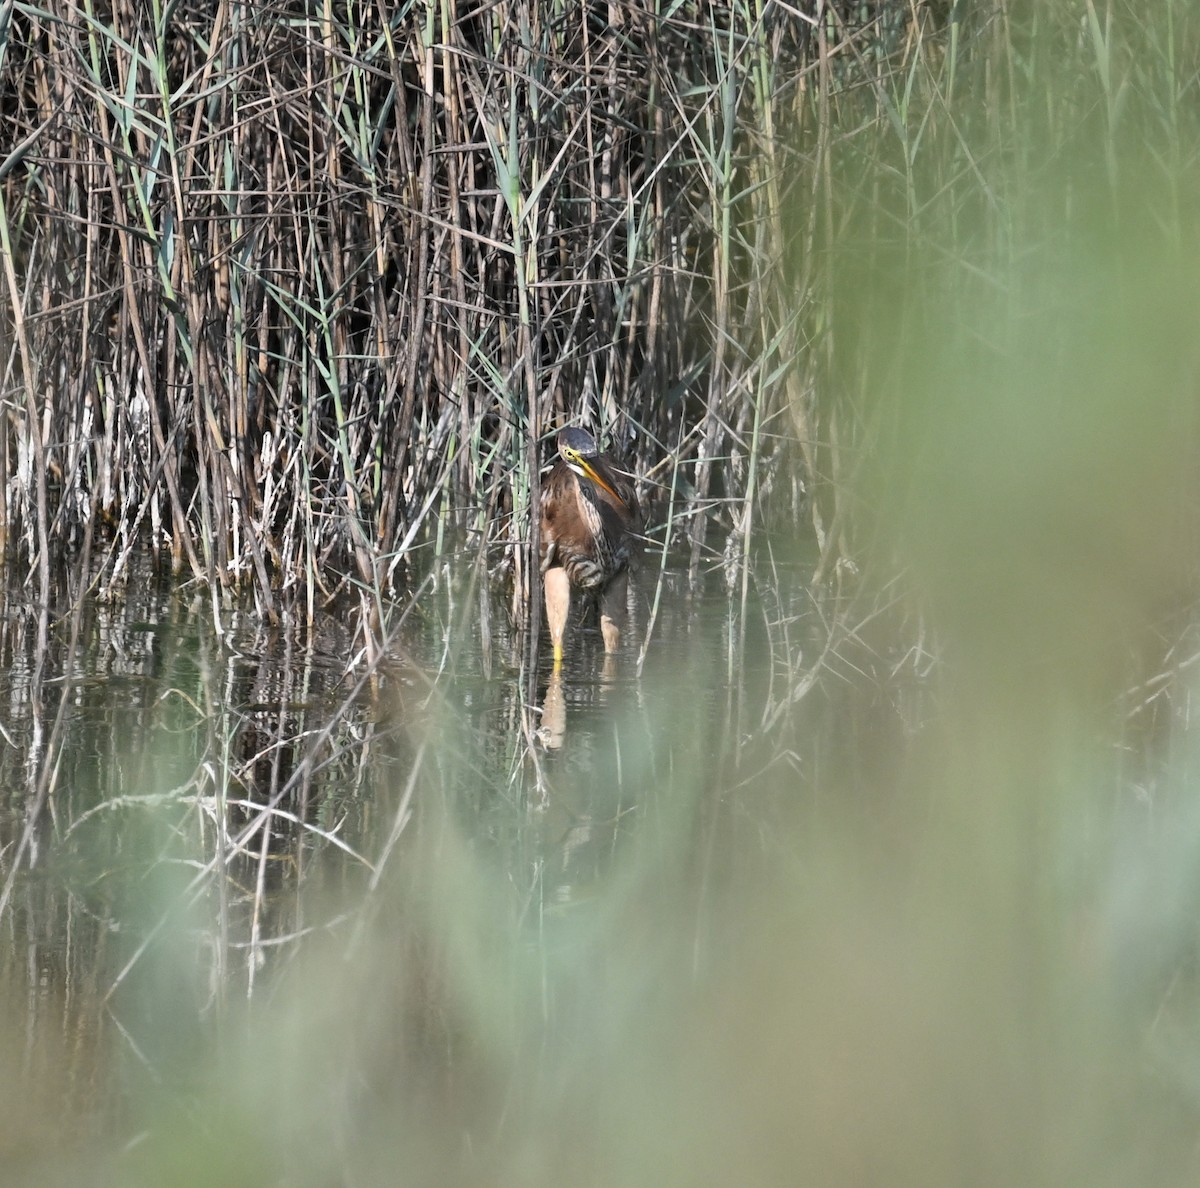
[{"left": 0, "top": 0, "right": 928, "bottom": 625}]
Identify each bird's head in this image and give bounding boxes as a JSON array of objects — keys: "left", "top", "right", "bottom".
[{"left": 556, "top": 427, "right": 626, "bottom": 507}]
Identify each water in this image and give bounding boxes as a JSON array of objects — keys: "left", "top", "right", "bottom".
[
  {"left": 0, "top": 548, "right": 926, "bottom": 1169},
  {"left": 6, "top": 547, "right": 1197, "bottom": 1185}
]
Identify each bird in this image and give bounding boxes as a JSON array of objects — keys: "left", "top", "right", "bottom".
[{"left": 540, "top": 426, "right": 640, "bottom": 668}]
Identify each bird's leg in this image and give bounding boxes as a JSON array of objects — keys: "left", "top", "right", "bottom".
[
  {"left": 544, "top": 565, "right": 570, "bottom": 668},
  {"left": 599, "top": 570, "right": 627, "bottom": 654}
]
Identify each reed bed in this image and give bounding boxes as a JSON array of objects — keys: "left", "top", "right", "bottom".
[
  {"left": 0, "top": 0, "right": 896, "bottom": 632},
  {"left": 4, "top": 3, "right": 1196, "bottom": 631}
]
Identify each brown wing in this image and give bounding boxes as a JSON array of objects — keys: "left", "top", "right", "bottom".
[{"left": 540, "top": 460, "right": 581, "bottom": 571}]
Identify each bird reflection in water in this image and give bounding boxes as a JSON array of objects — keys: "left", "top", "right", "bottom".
[{"left": 539, "top": 669, "right": 567, "bottom": 750}]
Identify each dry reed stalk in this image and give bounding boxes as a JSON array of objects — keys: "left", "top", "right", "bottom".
[{"left": 0, "top": 1, "right": 984, "bottom": 632}]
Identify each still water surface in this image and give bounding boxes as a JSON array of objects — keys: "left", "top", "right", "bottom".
[{"left": 0, "top": 549, "right": 917, "bottom": 1155}]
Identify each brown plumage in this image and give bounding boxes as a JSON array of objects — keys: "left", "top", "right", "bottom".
[{"left": 540, "top": 427, "right": 640, "bottom": 665}]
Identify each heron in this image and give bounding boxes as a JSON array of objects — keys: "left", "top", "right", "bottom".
[{"left": 540, "top": 426, "right": 640, "bottom": 667}]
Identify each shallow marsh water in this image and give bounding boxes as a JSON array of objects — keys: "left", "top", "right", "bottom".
[
  {"left": 4, "top": 543, "right": 1200, "bottom": 1184},
  {"left": 0, "top": 547, "right": 920, "bottom": 1160}
]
